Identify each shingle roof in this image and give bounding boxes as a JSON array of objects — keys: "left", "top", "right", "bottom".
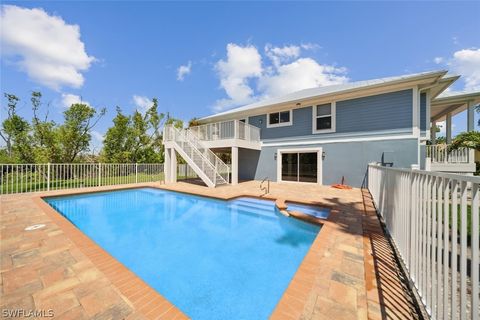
[{"left": 201, "top": 70, "right": 448, "bottom": 121}]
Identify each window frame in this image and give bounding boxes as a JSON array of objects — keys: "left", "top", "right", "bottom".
[
  {"left": 266, "top": 109, "right": 293, "bottom": 128},
  {"left": 276, "top": 147, "right": 323, "bottom": 184},
  {"left": 312, "top": 102, "right": 336, "bottom": 134}
]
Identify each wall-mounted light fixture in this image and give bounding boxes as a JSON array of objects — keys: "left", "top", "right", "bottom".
[
  {"left": 274, "top": 153, "right": 277, "bottom": 160},
  {"left": 322, "top": 151, "right": 326, "bottom": 160},
  {"left": 259, "top": 119, "right": 263, "bottom": 125}
]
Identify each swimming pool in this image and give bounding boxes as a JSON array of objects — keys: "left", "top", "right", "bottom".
[{"left": 45, "top": 188, "right": 320, "bottom": 319}]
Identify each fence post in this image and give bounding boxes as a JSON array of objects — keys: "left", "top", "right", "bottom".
[
  {"left": 98, "top": 163, "right": 102, "bottom": 187},
  {"left": 135, "top": 163, "right": 138, "bottom": 183},
  {"left": 47, "top": 163, "right": 51, "bottom": 191}
]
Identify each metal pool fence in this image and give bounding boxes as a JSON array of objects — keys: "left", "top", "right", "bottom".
[
  {"left": 0, "top": 163, "right": 199, "bottom": 195},
  {"left": 368, "top": 164, "right": 479, "bottom": 320}
]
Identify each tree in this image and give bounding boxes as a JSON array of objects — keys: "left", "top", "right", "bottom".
[
  {"left": 0, "top": 93, "right": 34, "bottom": 163},
  {"left": 188, "top": 117, "right": 201, "bottom": 127},
  {"left": 449, "top": 131, "right": 480, "bottom": 151},
  {"left": 101, "top": 107, "right": 132, "bottom": 162},
  {"left": 30, "top": 91, "right": 59, "bottom": 162},
  {"left": 101, "top": 98, "right": 182, "bottom": 163},
  {"left": 57, "top": 103, "right": 106, "bottom": 162}
]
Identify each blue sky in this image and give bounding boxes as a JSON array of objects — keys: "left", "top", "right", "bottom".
[{"left": 1, "top": 1, "right": 479, "bottom": 150}]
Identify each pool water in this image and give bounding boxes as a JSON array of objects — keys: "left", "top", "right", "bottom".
[{"left": 45, "top": 188, "right": 320, "bottom": 319}]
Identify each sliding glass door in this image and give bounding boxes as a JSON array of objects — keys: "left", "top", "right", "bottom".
[{"left": 281, "top": 152, "right": 318, "bottom": 183}]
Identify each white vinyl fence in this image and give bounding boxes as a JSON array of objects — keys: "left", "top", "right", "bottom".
[
  {"left": 368, "top": 164, "right": 479, "bottom": 320},
  {"left": 1, "top": 163, "right": 170, "bottom": 195}
]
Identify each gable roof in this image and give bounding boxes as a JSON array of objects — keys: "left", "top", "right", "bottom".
[{"left": 200, "top": 70, "right": 451, "bottom": 122}]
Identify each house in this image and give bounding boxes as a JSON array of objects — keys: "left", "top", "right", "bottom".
[{"left": 163, "top": 70, "right": 480, "bottom": 188}]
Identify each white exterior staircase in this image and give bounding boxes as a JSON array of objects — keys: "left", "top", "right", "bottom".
[{"left": 164, "top": 125, "right": 230, "bottom": 187}]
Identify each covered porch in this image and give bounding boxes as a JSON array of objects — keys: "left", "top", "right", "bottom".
[{"left": 427, "top": 91, "right": 480, "bottom": 174}]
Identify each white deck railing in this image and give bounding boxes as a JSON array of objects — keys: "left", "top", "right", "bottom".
[
  {"left": 368, "top": 164, "right": 479, "bottom": 320},
  {"left": 0, "top": 163, "right": 168, "bottom": 195},
  {"left": 164, "top": 125, "right": 229, "bottom": 186},
  {"left": 426, "top": 145, "right": 473, "bottom": 164},
  {"left": 189, "top": 120, "right": 261, "bottom": 143}
]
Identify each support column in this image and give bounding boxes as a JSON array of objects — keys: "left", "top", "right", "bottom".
[
  {"left": 231, "top": 146, "right": 238, "bottom": 185},
  {"left": 164, "top": 147, "right": 171, "bottom": 183},
  {"left": 170, "top": 148, "right": 177, "bottom": 183},
  {"left": 446, "top": 113, "right": 452, "bottom": 144},
  {"left": 431, "top": 120, "right": 437, "bottom": 144},
  {"left": 467, "top": 101, "right": 475, "bottom": 132}
]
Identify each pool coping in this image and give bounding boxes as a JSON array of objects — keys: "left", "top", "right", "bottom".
[{"left": 32, "top": 183, "right": 350, "bottom": 319}]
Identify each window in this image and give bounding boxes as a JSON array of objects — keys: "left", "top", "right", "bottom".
[
  {"left": 267, "top": 110, "right": 292, "bottom": 128},
  {"left": 313, "top": 102, "right": 336, "bottom": 133}
]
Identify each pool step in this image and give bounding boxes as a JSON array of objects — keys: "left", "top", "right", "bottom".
[{"left": 229, "top": 199, "right": 274, "bottom": 212}]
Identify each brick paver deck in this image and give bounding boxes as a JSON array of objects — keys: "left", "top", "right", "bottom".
[{"left": 1, "top": 181, "right": 420, "bottom": 319}]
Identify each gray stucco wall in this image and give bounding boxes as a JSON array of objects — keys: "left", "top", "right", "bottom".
[
  {"left": 239, "top": 138, "right": 418, "bottom": 188},
  {"left": 248, "top": 89, "right": 413, "bottom": 140}
]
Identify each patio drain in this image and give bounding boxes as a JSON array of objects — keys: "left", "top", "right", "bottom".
[{"left": 24, "top": 224, "right": 46, "bottom": 231}]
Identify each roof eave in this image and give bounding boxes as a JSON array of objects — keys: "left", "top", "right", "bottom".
[{"left": 199, "top": 70, "right": 448, "bottom": 123}]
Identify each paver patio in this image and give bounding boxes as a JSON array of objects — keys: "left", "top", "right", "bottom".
[{"left": 1, "top": 181, "right": 421, "bottom": 319}]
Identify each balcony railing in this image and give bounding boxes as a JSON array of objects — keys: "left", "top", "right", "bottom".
[
  {"left": 189, "top": 120, "right": 261, "bottom": 143},
  {"left": 426, "top": 144, "right": 474, "bottom": 164}
]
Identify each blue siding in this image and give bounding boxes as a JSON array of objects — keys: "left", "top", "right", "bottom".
[
  {"left": 336, "top": 89, "right": 413, "bottom": 133},
  {"left": 248, "top": 107, "right": 312, "bottom": 139},
  {"left": 249, "top": 89, "right": 413, "bottom": 140},
  {"left": 420, "top": 92, "right": 427, "bottom": 131},
  {"left": 244, "top": 138, "right": 419, "bottom": 187}
]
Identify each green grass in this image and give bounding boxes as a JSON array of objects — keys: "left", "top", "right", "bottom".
[
  {"left": 448, "top": 204, "right": 475, "bottom": 242},
  {"left": 1, "top": 173, "right": 165, "bottom": 194}
]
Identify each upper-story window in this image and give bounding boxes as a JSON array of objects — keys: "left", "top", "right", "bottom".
[
  {"left": 267, "top": 110, "right": 292, "bottom": 128},
  {"left": 313, "top": 102, "right": 336, "bottom": 133}
]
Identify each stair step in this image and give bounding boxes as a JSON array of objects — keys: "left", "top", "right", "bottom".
[{"left": 228, "top": 204, "right": 277, "bottom": 219}]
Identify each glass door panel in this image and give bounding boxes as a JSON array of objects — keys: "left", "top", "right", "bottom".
[
  {"left": 299, "top": 153, "right": 317, "bottom": 182},
  {"left": 281, "top": 153, "right": 298, "bottom": 181}
]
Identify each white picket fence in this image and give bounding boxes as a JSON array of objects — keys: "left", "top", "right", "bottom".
[
  {"left": 0, "top": 163, "right": 195, "bottom": 195},
  {"left": 368, "top": 164, "right": 479, "bottom": 320}
]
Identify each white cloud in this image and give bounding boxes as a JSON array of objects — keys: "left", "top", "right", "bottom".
[
  {"left": 132, "top": 95, "right": 153, "bottom": 114},
  {"left": 61, "top": 93, "right": 89, "bottom": 108},
  {"left": 214, "top": 43, "right": 263, "bottom": 111},
  {"left": 177, "top": 61, "right": 192, "bottom": 81},
  {"left": 259, "top": 58, "right": 348, "bottom": 98},
  {"left": 0, "top": 5, "right": 94, "bottom": 90},
  {"left": 433, "top": 57, "right": 444, "bottom": 64},
  {"left": 213, "top": 43, "right": 348, "bottom": 112},
  {"left": 265, "top": 44, "right": 301, "bottom": 67},
  {"left": 450, "top": 48, "right": 480, "bottom": 91}
]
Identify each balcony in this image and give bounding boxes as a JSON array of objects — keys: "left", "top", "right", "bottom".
[
  {"left": 425, "top": 144, "right": 476, "bottom": 174},
  {"left": 189, "top": 120, "right": 261, "bottom": 150}
]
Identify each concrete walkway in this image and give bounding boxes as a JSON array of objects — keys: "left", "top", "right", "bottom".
[{"left": 0, "top": 181, "right": 420, "bottom": 319}]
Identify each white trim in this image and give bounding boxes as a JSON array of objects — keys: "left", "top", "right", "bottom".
[
  {"left": 263, "top": 133, "right": 416, "bottom": 147},
  {"left": 312, "top": 102, "right": 336, "bottom": 134},
  {"left": 425, "top": 89, "right": 431, "bottom": 140},
  {"left": 276, "top": 147, "right": 323, "bottom": 185},
  {"left": 266, "top": 109, "right": 293, "bottom": 128},
  {"left": 412, "top": 85, "right": 420, "bottom": 137}
]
